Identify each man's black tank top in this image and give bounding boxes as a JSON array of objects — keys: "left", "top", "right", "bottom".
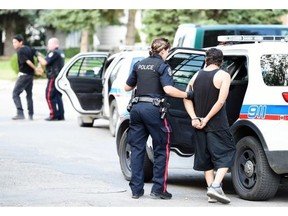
[{"left": 193, "top": 68, "right": 229, "bottom": 131}]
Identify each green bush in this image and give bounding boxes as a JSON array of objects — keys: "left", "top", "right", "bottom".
[
  {"left": 35, "top": 47, "right": 79, "bottom": 58},
  {"left": 64, "top": 47, "right": 80, "bottom": 58},
  {"left": 10, "top": 54, "right": 19, "bottom": 74},
  {"left": 0, "top": 59, "right": 17, "bottom": 80}
]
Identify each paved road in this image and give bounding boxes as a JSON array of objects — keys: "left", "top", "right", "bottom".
[{"left": 0, "top": 79, "right": 287, "bottom": 214}]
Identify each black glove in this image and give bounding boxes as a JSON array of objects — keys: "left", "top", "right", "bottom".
[
  {"left": 186, "top": 85, "right": 194, "bottom": 100},
  {"left": 186, "top": 91, "right": 194, "bottom": 100}
]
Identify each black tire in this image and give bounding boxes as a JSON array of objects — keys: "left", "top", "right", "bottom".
[
  {"left": 119, "top": 128, "right": 153, "bottom": 182},
  {"left": 231, "top": 136, "right": 280, "bottom": 201},
  {"left": 77, "top": 116, "right": 93, "bottom": 127},
  {"left": 109, "top": 100, "right": 118, "bottom": 137}
]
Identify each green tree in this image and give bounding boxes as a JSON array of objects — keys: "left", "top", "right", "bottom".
[
  {"left": 38, "top": 9, "right": 124, "bottom": 52},
  {"left": 0, "top": 10, "right": 39, "bottom": 56},
  {"left": 125, "top": 9, "right": 137, "bottom": 45},
  {"left": 142, "top": 9, "right": 288, "bottom": 44},
  {"left": 204, "top": 10, "right": 288, "bottom": 24},
  {"left": 261, "top": 54, "right": 288, "bottom": 86}
]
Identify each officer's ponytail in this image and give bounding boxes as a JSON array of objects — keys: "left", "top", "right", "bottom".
[{"left": 149, "top": 38, "right": 171, "bottom": 56}]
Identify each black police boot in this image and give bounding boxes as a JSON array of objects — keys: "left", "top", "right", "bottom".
[
  {"left": 132, "top": 189, "right": 144, "bottom": 199},
  {"left": 150, "top": 191, "right": 172, "bottom": 200}
]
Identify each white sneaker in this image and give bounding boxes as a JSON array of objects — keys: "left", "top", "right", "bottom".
[
  {"left": 207, "top": 186, "right": 230, "bottom": 204},
  {"left": 208, "top": 196, "right": 217, "bottom": 203}
]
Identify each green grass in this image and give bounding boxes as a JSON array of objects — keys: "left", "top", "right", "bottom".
[
  {"left": 0, "top": 58, "right": 71, "bottom": 80},
  {"left": 0, "top": 59, "right": 17, "bottom": 80}
]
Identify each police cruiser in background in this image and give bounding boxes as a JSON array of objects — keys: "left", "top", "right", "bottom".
[
  {"left": 115, "top": 35, "right": 288, "bottom": 201},
  {"left": 55, "top": 48, "right": 148, "bottom": 137}
]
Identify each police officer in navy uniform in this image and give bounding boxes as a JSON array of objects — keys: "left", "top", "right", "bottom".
[
  {"left": 124, "top": 37, "right": 193, "bottom": 199},
  {"left": 37, "top": 37, "right": 65, "bottom": 121}
]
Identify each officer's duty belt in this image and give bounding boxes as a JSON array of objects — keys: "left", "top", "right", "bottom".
[{"left": 132, "top": 97, "right": 163, "bottom": 106}]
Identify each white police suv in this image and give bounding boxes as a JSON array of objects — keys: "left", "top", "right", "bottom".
[
  {"left": 115, "top": 35, "right": 288, "bottom": 201},
  {"left": 55, "top": 49, "right": 148, "bottom": 136}
]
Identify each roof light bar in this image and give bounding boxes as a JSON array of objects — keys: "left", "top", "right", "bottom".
[
  {"left": 218, "top": 35, "right": 288, "bottom": 43},
  {"left": 119, "top": 45, "right": 149, "bottom": 51}
]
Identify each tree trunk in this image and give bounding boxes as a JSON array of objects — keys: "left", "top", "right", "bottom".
[
  {"left": 80, "top": 30, "right": 89, "bottom": 53},
  {"left": 125, "top": 10, "right": 137, "bottom": 45},
  {"left": 3, "top": 19, "right": 17, "bottom": 57}
]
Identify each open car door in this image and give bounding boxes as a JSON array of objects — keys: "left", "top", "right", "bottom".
[
  {"left": 56, "top": 52, "right": 109, "bottom": 115},
  {"left": 166, "top": 47, "right": 206, "bottom": 156}
]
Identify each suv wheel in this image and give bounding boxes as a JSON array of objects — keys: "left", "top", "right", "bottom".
[
  {"left": 232, "top": 136, "right": 280, "bottom": 201},
  {"left": 109, "top": 100, "right": 118, "bottom": 137},
  {"left": 119, "top": 128, "right": 153, "bottom": 182}
]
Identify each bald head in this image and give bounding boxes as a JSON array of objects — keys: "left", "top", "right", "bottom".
[{"left": 47, "top": 37, "right": 60, "bottom": 51}]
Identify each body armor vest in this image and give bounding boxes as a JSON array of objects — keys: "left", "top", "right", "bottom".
[{"left": 135, "top": 57, "right": 165, "bottom": 97}]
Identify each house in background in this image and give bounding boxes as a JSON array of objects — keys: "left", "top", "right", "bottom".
[{"left": 45, "top": 25, "right": 128, "bottom": 54}]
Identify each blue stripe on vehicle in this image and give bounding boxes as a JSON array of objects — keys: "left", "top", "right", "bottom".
[{"left": 240, "top": 105, "right": 288, "bottom": 115}]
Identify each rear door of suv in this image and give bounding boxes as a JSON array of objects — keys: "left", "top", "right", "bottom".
[
  {"left": 166, "top": 48, "right": 206, "bottom": 156},
  {"left": 56, "top": 52, "right": 109, "bottom": 115}
]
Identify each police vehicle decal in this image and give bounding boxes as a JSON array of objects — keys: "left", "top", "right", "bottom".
[
  {"left": 110, "top": 87, "right": 131, "bottom": 96},
  {"left": 239, "top": 105, "right": 288, "bottom": 120}
]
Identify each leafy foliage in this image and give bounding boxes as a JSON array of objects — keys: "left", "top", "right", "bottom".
[
  {"left": 261, "top": 54, "right": 288, "bottom": 86},
  {"left": 1, "top": 9, "right": 288, "bottom": 56},
  {"left": 0, "top": 10, "right": 36, "bottom": 27},
  {"left": 0, "top": 10, "right": 42, "bottom": 45},
  {"left": 38, "top": 10, "right": 100, "bottom": 32},
  {"left": 38, "top": 9, "right": 124, "bottom": 32},
  {"left": 142, "top": 9, "right": 288, "bottom": 44},
  {"left": 10, "top": 53, "right": 18, "bottom": 74},
  {"left": 64, "top": 47, "right": 80, "bottom": 58},
  {"left": 204, "top": 10, "right": 288, "bottom": 24},
  {"left": 37, "top": 10, "right": 125, "bottom": 52}
]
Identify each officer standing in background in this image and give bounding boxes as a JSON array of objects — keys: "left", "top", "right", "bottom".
[
  {"left": 12, "top": 34, "right": 43, "bottom": 120},
  {"left": 37, "top": 37, "right": 65, "bottom": 121},
  {"left": 124, "top": 37, "right": 193, "bottom": 200}
]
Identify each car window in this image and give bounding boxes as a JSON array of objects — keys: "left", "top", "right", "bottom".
[
  {"left": 103, "top": 55, "right": 116, "bottom": 73},
  {"left": 238, "top": 28, "right": 288, "bottom": 36},
  {"left": 109, "top": 58, "right": 124, "bottom": 84},
  {"left": 203, "top": 30, "right": 235, "bottom": 47},
  {"left": 222, "top": 56, "right": 248, "bottom": 82},
  {"left": 167, "top": 52, "right": 205, "bottom": 89},
  {"left": 261, "top": 54, "right": 288, "bottom": 86},
  {"left": 129, "top": 57, "right": 145, "bottom": 74},
  {"left": 109, "top": 56, "right": 145, "bottom": 85},
  {"left": 67, "top": 56, "right": 106, "bottom": 78}
]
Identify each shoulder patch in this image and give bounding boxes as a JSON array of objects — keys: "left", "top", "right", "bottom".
[
  {"left": 168, "top": 67, "right": 172, "bottom": 76},
  {"left": 48, "top": 52, "right": 54, "bottom": 58}
]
